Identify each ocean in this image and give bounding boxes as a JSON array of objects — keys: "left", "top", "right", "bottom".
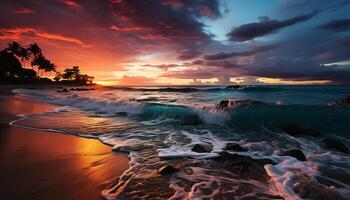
[{"left": 11, "top": 85, "right": 350, "bottom": 200}]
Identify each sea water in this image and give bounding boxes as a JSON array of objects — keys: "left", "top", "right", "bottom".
[{"left": 11, "top": 85, "right": 350, "bottom": 200}]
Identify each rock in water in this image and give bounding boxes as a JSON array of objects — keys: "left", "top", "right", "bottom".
[
  {"left": 158, "top": 165, "right": 179, "bottom": 175},
  {"left": 334, "top": 96, "right": 350, "bottom": 105},
  {"left": 293, "top": 177, "right": 346, "bottom": 200},
  {"left": 115, "top": 112, "right": 128, "bottom": 116},
  {"left": 323, "top": 138, "right": 349, "bottom": 153},
  {"left": 215, "top": 151, "right": 276, "bottom": 182},
  {"left": 280, "top": 123, "right": 320, "bottom": 137},
  {"left": 226, "top": 85, "right": 240, "bottom": 89},
  {"left": 57, "top": 88, "right": 69, "bottom": 93},
  {"left": 218, "top": 99, "right": 261, "bottom": 110},
  {"left": 224, "top": 143, "right": 248, "bottom": 152},
  {"left": 218, "top": 100, "right": 230, "bottom": 110},
  {"left": 281, "top": 149, "right": 307, "bottom": 161},
  {"left": 192, "top": 143, "right": 213, "bottom": 153}
]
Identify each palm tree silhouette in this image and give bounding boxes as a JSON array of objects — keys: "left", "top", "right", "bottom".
[
  {"left": 29, "top": 44, "right": 42, "bottom": 57},
  {"left": 18, "top": 48, "right": 31, "bottom": 68},
  {"left": 6, "top": 41, "right": 21, "bottom": 56}
]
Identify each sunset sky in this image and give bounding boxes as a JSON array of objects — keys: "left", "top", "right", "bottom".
[{"left": 1, "top": 0, "right": 350, "bottom": 85}]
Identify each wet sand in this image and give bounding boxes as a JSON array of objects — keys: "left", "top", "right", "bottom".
[{"left": 0, "top": 88, "right": 129, "bottom": 200}]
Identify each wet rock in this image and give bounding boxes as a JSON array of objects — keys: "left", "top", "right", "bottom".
[
  {"left": 218, "top": 99, "right": 261, "bottom": 110},
  {"left": 280, "top": 123, "right": 320, "bottom": 137},
  {"left": 226, "top": 85, "right": 240, "bottom": 89},
  {"left": 323, "top": 138, "right": 349, "bottom": 154},
  {"left": 57, "top": 88, "right": 69, "bottom": 93},
  {"left": 215, "top": 151, "right": 276, "bottom": 182},
  {"left": 158, "top": 165, "right": 179, "bottom": 175},
  {"left": 334, "top": 96, "right": 350, "bottom": 105},
  {"left": 192, "top": 143, "right": 213, "bottom": 153},
  {"left": 224, "top": 143, "right": 248, "bottom": 152},
  {"left": 218, "top": 100, "right": 230, "bottom": 110},
  {"left": 281, "top": 149, "right": 307, "bottom": 161},
  {"left": 70, "top": 88, "right": 92, "bottom": 91},
  {"left": 293, "top": 178, "right": 346, "bottom": 200},
  {"left": 115, "top": 112, "right": 128, "bottom": 116}
]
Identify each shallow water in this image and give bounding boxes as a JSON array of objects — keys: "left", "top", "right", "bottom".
[{"left": 11, "top": 85, "right": 350, "bottom": 199}]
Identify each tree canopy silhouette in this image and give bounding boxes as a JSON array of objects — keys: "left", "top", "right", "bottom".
[{"left": 1, "top": 41, "right": 94, "bottom": 85}]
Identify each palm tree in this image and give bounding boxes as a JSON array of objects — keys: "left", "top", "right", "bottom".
[
  {"left": 6, "top": 41, "right": 21, "bottom": 56},
  {"left": 18, "top": 48, "right": 31, "bottom": 68},
  {"left": 28, "top": 43, "right": 42, "bottom": 58},
  {"left": 32, "top": 54, "right": 56, "bottom": 76},
  {"left": 28, "top": 43, "right": 42, "bottom": 71}
]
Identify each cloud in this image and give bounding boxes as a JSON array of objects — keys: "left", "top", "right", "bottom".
[
  {"left": 177, "top": 49, "right": 202, "bottom": 60},
  {"left": 204, "top": 44, "right": 280, "bottom": 60},
  {"left": 228, "top": 12, "right": 318, "bottom": 41},
  {"left": 142, "top": 63, "right": 184, "bottom": 71},
  {"left": 0, "top": 28, "right": 91, "bottom": 47},
  {"left": 110, "top": 25, "right": 149, "bottom": 32},
  {"left": 110, "top": 0, "right": 221, "bottom": 44},
  {"left": 62, "top": 0, "right": 82, "bottom": 8},
  {"left": 317, "top": 18, "right": 350, "bottom": 32},
  {"left": 13, "top": 7, "right": 35, "bottom": 14}
]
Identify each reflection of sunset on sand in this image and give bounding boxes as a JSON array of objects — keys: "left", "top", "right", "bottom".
[{"left": 0, "top": 92, "right": 129, "bottom": 200}]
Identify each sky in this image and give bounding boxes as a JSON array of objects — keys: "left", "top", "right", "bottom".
[{"left": 1, "top": 0, "right": 350, "bottom": 85}]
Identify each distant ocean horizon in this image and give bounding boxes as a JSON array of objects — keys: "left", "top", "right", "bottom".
[{"left": 10, "top": 85, "right": 350, "bottom": 199}]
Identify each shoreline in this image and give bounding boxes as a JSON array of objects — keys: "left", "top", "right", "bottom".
[{"left": 0, "top": 87, "right": 130, "bottom": 200}]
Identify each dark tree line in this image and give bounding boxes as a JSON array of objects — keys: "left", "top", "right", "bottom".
[{"left": 0, "top": 41, "right": 94, "bottom": 85}]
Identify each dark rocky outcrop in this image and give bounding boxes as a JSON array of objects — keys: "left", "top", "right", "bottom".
[
  {"left": 334, "top": 96, "right": 350, "bottom": 105},
  {"left": 323, "top": 138, "right": 349, "bottom": 154},
  {"left": 192, "top": 143, "right": 213, "bottom": 153},
  {"left": 115, "top": 112, "right": 128, "bottom": 116},
  {"left": 225, "top": 85, "right": 240, "bottom": 89},
  {"left": 280, "top": 123, "right": 320, "bottom": 137},
  {"left": 224, "top": 143, "right": 248, "bottom": 152},
  {"left": 293, "top": 177, "right": 346, "bottom": 200},
  {"left": 158, "top": 165, "right": 179, "bottom": 175},
  {"left": 281, "top": 149, "right": 307, "bottom": 161},
  {"left": 57, "top": 88, "right": 69, "bottom": 93},
  {"left": 70, "top": 88, "right": 94, "bottom": 91},
  {"left": 218, "top": 99, "right": 261, "bottom": 110},
  {"left": 214, "top": 151, "right": 276, "bottom": 182},
  {"left": 218, "top": 100, "right": 230, "bottom": 110}
]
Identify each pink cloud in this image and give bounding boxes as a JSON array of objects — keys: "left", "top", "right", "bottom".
[
  {"left": 0, "top": 28, "right": 91, "bottom": 47},
  {"left": 110, "top": 25, "right": 149, "bottom": 32},
  {"left": 62, "top": 0, "right": 82, "bottom": 8},
  {"left": 13, "top": 7, "right": 35, "bottom": 14}
]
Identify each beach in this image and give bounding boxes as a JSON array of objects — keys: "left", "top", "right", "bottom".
[
  {"left": 0, "top": 87, "right": 129, "bottom": 200},
  {"left": 0, "top": 85, "right": 349, "bottom": 200}
]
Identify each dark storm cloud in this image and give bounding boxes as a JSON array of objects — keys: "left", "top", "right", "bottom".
[
  {"left": 204, "top": 60, "right": 243, "bottom": 68},
  {"left": 246, "top": 67, "right": 350, "bottom": 83},
  {"left": 228, "top": 11, "right": 318, "bottom": 42},
  {"left": 177, "top": 49, "right": 203, "bottom": 60},
  {"left": 111, "top": 0, "right": 221, "bottom": 43},
  {"left": 203, "top": 44, "right": 280, "bottom": 60},
  {"left": 142, "top": 63, "right": 184, "bottom": 71},
  {"left": 318, "top": 18, "right": 350, "bottom": 32}
]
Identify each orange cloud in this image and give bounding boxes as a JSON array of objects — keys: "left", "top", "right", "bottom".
[
  {"left": 110, "top": 25, "right": 148, "bottom": 32},
  {"left": 62, "top": 0, "right": 82, "bottom": 8},
  {"left": 0, "top": 28, "right": 90, "bottom": 47},
  {"left": 13, "top": 7, "right": 35, "bottom": 14}
]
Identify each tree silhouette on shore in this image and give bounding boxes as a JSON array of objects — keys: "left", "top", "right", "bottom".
[{"left": 0, "top": 41, "right": 94, "bottom": 85}]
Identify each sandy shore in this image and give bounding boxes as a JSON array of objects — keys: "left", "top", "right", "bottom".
[{"left": 0, "top": 87, "right": 129, "bottom": 200}]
